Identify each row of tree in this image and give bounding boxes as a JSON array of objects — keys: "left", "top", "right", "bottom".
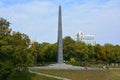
[
  {"left": 0, "top": 18, "right": 120, "bottom": 79},
  {"left": 31, "top": 36, "right": 120, "bottom": 65}
]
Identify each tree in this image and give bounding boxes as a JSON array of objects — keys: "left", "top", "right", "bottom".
[
  {"left": 75, "top": 42, "right": 88, "bottom": 61},
  {"left": 63, "top": 36, "right": 75, "bottom": 46},
  {"left": 63, "top": 43, "right": 76, "bottom": 61},
  {"left": 104, "top": 43, "right": 115, "bottom": 64},
  {"left": 63, "top": 36, "right": 76, "bottom": 61},
  {"left": 0, "top": 18, "right": 34, "bottom": 80},
  {"left": 39, "top": 42, "right": 50, "bottom": 62},
  {"left": 44, "top": 43, "right": 57, "bottom": 62},
  {"left": 94, "top": 44, "right": 107, "bottom": 64},
  {"left": 114, "top": 45, "right": 120, "bottom": 65},
  {"left": 0, "top": 18, "right": 14, "bottom": 80},
  {"left": 87, "top": 44, "right": 95, "bottom": 62},
  {"left": 11, "top": 32, "right": 33, "bottom": 70},
  {"left": 29, "top": 42, "right": 52, "bottom": 64},
  {"left": 29, "top": 41, "right": 41, "bottom": 65}
]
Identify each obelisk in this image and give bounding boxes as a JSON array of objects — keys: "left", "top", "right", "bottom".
[{"left": 57, "top": 5, "right": 63, "bottom": 63}]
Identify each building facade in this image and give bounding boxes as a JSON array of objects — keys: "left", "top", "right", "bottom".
[{"left": 73, "top": 32, "right": 96, "bottom": 45}]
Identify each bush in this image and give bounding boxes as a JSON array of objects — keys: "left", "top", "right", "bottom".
[
  {"left": 37, "top": 62, "right": 57, "bottom": 66},
  {"left": 70, "top": 58, "right": 75, "bottom": 62},
  {"left": 66, "top": 61, "right": 90, "bottom": 67}
]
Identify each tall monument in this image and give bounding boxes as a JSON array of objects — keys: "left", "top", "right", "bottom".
[
  {"left": 57, "top": 5, "right": 63, "bottom": 63},
  {"left": 38, "top": 5, "right": 84, "bottom": 69}
]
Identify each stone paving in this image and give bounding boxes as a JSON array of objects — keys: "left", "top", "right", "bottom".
[
  {"left": 31, "top": 63, "right": 85, "bottom": 70},
  {"left": 30, "top": 63, "right": 120, "bottom": 70},
  {"left": 30, "top": 63, "right": 103, "bottom": 70}
]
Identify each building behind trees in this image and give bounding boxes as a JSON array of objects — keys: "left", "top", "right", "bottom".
[{"left": 73, "top": 32, "right": 96, "bottom": 45}]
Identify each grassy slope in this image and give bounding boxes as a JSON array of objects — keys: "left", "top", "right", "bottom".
[
  {"left": 110, "top": 66, "right": 120, "bottom": 68},
  {"left": 13, "top": 71, "right": 58, "bottom": 80},
  {"left": 32, "top": 69, "right": 120, "bottom": 80}
]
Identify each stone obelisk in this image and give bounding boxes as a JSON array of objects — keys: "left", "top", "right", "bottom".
[{"left": 57, "top": 5, "right": 63, "bottom": 63}]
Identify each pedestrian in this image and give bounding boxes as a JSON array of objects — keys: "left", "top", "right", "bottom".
[{"left": 85, "top": 65, "right": 87, "bottom": 70}]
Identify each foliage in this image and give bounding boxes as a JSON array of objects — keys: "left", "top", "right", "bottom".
[
  {"left": 66, "top": 61, "right": 89, "bottom": 66},
  {"left": 29, "top": 35, "right": 120, "bottom": 66},
  {"left": 75, "top": 42, "right": 88, "bottom": 61},
  {"left": 70, "top": 58, "right": 75, "bottom": 62},
  {"left": 94, "top": 44, "right": 107, "bottom": 64},
  {"left": 63, "top": 36, "right": 76, "bottom": 61},
  {"left": 0, "top": 18, "right": 34, "bottom": 80},
  {"left": 44, "top": 43, "right": 57, "bottom": 62}
]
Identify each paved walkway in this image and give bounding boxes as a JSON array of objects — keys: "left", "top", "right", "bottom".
[{"left": 29, "top": 69, "right": 71, "bottom": 80}]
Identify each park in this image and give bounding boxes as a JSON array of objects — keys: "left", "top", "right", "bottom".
[{"left": 0, "top": 0, "right": 120, "bottom": 80}]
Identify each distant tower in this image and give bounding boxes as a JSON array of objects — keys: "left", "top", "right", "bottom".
[{"left": 57, "top": 5, "right": 63, "bottom": 63}]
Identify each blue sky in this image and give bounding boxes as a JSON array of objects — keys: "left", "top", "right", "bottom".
[{"left": 0, "top": 0, "right": 120, "bottom": 45}]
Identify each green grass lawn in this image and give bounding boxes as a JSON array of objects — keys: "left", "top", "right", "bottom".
[
  {"left": 13, "top": 71, "right": 58, "bottom": 80},
  {"left": 32, "top": 69, "right": 120, "bottom": 80}
]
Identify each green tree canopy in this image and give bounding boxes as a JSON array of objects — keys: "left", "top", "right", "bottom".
[{"left": 0, "top": 18, "right": 33, "bottom": 80}]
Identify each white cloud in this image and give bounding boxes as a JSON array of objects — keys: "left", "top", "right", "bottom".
[
  {"left": 0, "top": 0, "right": 120, "bottom": 44},
  {"left": 61, "top": 0, "right": 120, "bottom": 45}
]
